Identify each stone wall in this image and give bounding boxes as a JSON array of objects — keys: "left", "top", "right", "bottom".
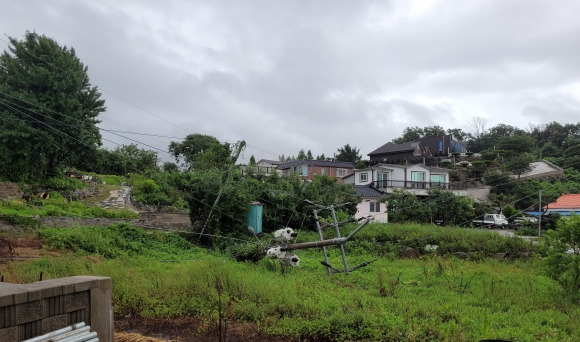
[
  {"left": 0, "top": 182, "right": 22, "bottom": 200},
  {"left": 0, "top": 276, "right": 112, "bottom": 342}
]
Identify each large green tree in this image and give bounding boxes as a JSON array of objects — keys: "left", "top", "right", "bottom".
[
  {"left": 336, "top": 144, "right": 361, "bottom": 163},
  {"left": 168, "top": 134, "right": 231, "bottom": 171},
  {"left": 0, "top": 31, "right": 105, "bottom": 181}
]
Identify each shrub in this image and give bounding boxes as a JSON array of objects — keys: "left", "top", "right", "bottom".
[{"left": 543, "top": 214, "right": 580, "bottom": 299}]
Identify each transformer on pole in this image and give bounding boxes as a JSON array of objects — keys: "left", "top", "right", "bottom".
[{"left": 265, "top": 200, "right": 377, "bottom": 275}]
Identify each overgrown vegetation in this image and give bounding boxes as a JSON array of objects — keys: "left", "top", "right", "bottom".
[
  {"left": 0, "top": 192, "right": 138, "bottom": 222},
  {"left": 1, "top": 223, "right": 579, "bottom": 341}
]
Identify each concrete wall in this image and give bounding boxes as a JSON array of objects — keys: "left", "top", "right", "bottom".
[{"left": 0, "top": 276, "right": 113, "bottom": 342}]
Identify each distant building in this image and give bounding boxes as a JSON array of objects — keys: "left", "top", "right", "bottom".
[
  {"left": 276, "top": 159, "right": 355, "bottom": 181},
  {"left": 417, "top": 134, "right": 467, "bottom": 156},
  {"left": 367, "top": 141, "right": 433, "bottom": 165}
]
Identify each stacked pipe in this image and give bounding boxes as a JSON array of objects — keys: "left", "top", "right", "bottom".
[{"left": 22, "top": 322, "right": 98, "bottom": 342}]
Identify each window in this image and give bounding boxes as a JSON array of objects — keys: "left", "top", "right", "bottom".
[
  {"left": 321, "top": 168, "right": 328, "bottom": 175},
  {"left": 302, "top": 165, "right": 308, "bottom": 175},
  {"left": 411, "top": 171, "right": 425, "bottom": 189},
  {"left": 369, "top": 201, "right": 381, "bottom": 212},
  {"left": 377, "top": 172, "right": 388, "bottom": 188},
  {"left": 337, "top": 168, "right": 347, "bottom": 177},
  {"left": 359, "top": 172, "right": 368, "bottom": 183},
  {"left": 430, "top": 174, "right": 445, "bottom": 188}
]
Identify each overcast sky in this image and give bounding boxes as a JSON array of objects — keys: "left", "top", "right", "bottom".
[{"left": 2, "top": 0, "right": 580, "bottom": 164}]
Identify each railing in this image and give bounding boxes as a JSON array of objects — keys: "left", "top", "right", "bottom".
[{"left": 372, "top": 180, "right": 467, "bottom": 191}]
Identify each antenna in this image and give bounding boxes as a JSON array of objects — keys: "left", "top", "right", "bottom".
[{"left": 265, "top": 200, "right": 377, "bottom": 275}]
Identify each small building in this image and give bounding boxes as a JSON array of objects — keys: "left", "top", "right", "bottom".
[
  {"left": 542, "top": 194, "right": 580, "bottom": 216},
  {"left": 276, "top": 159, "right": 355, "bottom": 181},
  {"left": 256, "top": 159, "right": 283, "bottom": 175},
  {"left": 352, "top": 185, "right": 388, "bottom": 223}
]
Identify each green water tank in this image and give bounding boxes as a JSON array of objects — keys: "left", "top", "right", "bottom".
[{"left": 246, "top": 201, "right": 263, "bottom": 234}]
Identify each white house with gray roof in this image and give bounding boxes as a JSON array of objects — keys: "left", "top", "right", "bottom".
[{"left": 343, "top": 163, "right": 467, "bottom": 197}]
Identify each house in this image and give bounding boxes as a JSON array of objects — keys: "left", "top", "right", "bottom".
[
  {"left": 352, "top": 185, "right": 388, "bottom": 223},
  {"left": 417, "top": 134, "right": 467, "bottom": 157},
  {"left": 542, "top": 194, "right": 580, "bottom": 216},
  {"left": 256, "top": 159, "right": 283, "bottom": 175},
  {"left": 367, "top": 142, "right": 434, "bottom": 165},
  {"left": 276, "top": 159, "right": 355, "bottom": 181},
  {"left": 343, "top": 163, "right": 467, "bottom": 196}
]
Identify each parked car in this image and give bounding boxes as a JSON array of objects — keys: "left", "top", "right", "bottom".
[{"left": 512, "top": 216, "right": 538, "bottom": 229}]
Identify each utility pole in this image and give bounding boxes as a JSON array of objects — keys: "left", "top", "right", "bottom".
[
  {"left": 538, "top": 190, "right": 542, "bottom": 237},
  {"left": 199, "top": 141, "right": 246, "bottom": 239},
  {"left": 265, "top": 200, "right": 377, "bottom": 275}
]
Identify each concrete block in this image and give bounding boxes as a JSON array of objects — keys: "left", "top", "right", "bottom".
[
  {"left": 41, "top": 314, "right": 67, "bottom": 334},
  {"left": 0, "top": 306, "right": 16, "bottom": 328},
  {"left": 15, "top": 300, "right": 43, "bottom": 324},
  {"left": 64, "top": 291, "right": 89, "bottom": 312},
  {"left": 0, "top": 326, "right": 17, "bottom": 341},
  {"left": 0, "top": 283, "right": 28, "bottom": 306}
]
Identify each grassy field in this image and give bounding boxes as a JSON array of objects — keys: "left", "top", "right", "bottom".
[{"left": 1, "top": 223, "right": 578, "bottom": 341}]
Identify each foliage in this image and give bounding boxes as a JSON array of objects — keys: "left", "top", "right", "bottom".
[
  {"left": 0, "top": 196, "right": 138, "bottom": 221},
  {"left": 5, "top": 222, "right": 577, "bottom": 341},
  {"left": 169, "top": 134, "right": 231, "bottom": 171},
  {"left": 385, "top": 189, "right": 429, "bottom": 224},
  {"left": 504, "top": 152, "right": 534, "bottom": 177},
  {"left": 88, "top": 145, "right": 159, "bottom": 176},
  {"left": 37, "top": 223, "right": 196, "bottom": 259},
  {"left": 335, "top": 144, "right": 362, "bottom": 163},
  {"left": 501, "top": 205, "right": 521, "bottom": 221},
  {"left": 45, "top": 176, "right": 86, "bottom": 191},
  {"left": 386, "top": 189, "right": 474, "bottom": 226},
  {"left": 0, "top": 31, "right": 105, "bottom": 181},
  {"left": 543, "top": 215, "right": 580, "bottom": 299}
]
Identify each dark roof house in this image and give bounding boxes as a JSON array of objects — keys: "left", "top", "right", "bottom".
[{"left": 367, "top": 141, "right": 435, "bottom": 165}]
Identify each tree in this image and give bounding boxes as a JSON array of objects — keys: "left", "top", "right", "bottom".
[
  {"left": 544, "top": 214, "right": 580, "bottom": 297},
  {"left": 496, "top": 135, "right": 535, "bottom": 156},
  {"left": 427, "top": 189, "right": 475, "bottom": 226},
  {"left": 168, "top": 134, "right": 231, "bottom": 171},
  {"left": 297, "top": 149, "right": 307, "bottom": 160},
  {"left": 336, "top": 144, "right": 361, "bottom": 163},
  {"left": 423, "top": 126, "right": 446, "bottom": 137},
  {"left": 447, "top": 128, "right": 470, "bottom": 142},
  {"left": 504, "top": 153, "right": 534, "bottom": 178},
  {"left": 0, "top": 31, "right": 106, "bottom": 181},
  {"left": 393, "top": 126, "right": 423, "bottom": 144},
  {"left": 306, "top": 150, "right": 313, "bottom": 160},
  {"left": 468, "top": 116, "right": 488, "bottom": 140}
]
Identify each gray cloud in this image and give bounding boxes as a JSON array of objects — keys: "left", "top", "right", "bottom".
[{"left": 2, "top": 0, "right": 580, "bottom": 164}]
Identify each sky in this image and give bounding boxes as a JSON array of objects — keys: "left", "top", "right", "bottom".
[{"left": 2, "top": 0, "right": 580, "bottom": 165}]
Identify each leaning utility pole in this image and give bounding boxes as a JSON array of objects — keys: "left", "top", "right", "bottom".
[{"left": 199, "top": 140, "right": 246, "bottom": 239}]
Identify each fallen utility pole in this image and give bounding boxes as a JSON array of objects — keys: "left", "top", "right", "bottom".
[{"left": 266, "top": 200, "right": 376, "bottom": 275}]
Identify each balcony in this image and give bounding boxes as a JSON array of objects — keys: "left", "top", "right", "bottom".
[{"left": 372, "top": 180, "right": 467, "bottom": 192}]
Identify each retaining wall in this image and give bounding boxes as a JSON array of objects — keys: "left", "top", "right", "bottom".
[{"left": 0, "top": 276, "right": 112, "bottom": 342}]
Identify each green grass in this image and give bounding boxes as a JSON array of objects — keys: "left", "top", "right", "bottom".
[
  {"left": 0, "top": 192, "right": 138, "bottom": 224},
  {"left": 1, "top": 223, "right": 578, "bottom": 341}
]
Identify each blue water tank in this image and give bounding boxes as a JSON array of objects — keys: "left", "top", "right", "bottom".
[{"left": 247, "top": 201, "right": 263, "bottom": 234}]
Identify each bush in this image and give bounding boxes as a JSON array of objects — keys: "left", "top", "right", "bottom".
[{"left": 543, "top": 215, "right": 580, "bottom": 299}]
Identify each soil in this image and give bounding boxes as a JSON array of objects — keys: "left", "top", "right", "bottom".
[{"left": 0, "top": 235, "right": 300, "bottom": 342}]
